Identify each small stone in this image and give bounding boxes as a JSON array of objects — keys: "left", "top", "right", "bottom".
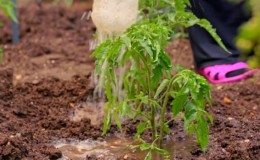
[
  {"left": 227, "top": 117, "right": 233, "bottom": 120},
  {"left": 69, "top": 103, "right": 75, "bottom": 107},
  {"left": 15, "top": 133, "right": 21, "bottom": 137},
  {"left": 223, "top": 97, "right": 232, "bottom": 104},
  {"left": 123, "top": 154, "right": 137, "bottom": 160},
  {"left": 222, "top": 148, "right": 227, "bottom": 153},
  {"left": 217, "top": 86, "right": 223, "bottom": 90},
  {"left": 32, "top": 79, "right": 40, "bottom": 85},
  {"left": 124, "top": 154, "right": 129, "bottom": 159},
  {"left": 15, "top": 74, "right": 22, "bottom": 80},
  {"left": 225, "top": 117, "right": 241, "bottom": 128}
]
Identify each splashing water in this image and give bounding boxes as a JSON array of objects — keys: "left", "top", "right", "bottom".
[
  {"left": 91, "top": 0, "right": 139, "bottom": 99},
  {"left": 55, "top": 136, "right": 197, "bottom": 160}
]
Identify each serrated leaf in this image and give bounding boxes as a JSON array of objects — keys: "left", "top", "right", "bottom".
[
  {"left": 196, "top": 117, "right": 209, "bottom": 152},
  {"left": 105, "top": 80, "right": 113, "bottom": 102},
  {"left": 198, "top": 108, "right": 214, "bottom": 124},
  {"left": 114, "top": 113, "right": 122, "bottom": 132},
  {"left": 0, "top": 1, "right": 17, "bottom": 22},
  {"left": 154, "top": 79, "right": 169, "bottom": 99},
  {"left": 139, "top": 40, "right": 153, "bottom": 57},
  {"left": 159, "top": 52, "right": 172, "bottom": 69},
  {"left": 188, "top": 123, "right": 196, "bottom": 135},
  {"left": 162, "top": 123, "right": 171, "bottom": 134},
  {"left": 151, "top": 65, "right": 163, "bottom": 89},
  {"left": 154, "top": 146, "right": 169, "bottom": 155},
  {"left": 144, "top": 151, "right": 152, "bottom": 160},
  {"left": 197, "top": 19, "right": 229, "bottom": 53},
  {"left": 102, "top": 103, "right": 111, "bottom": 135},
  {"left": 137, "top": 122, "right": 146, "bottom": 135},
  {"left": 140, "top": 143, "right": 151, "bottom": 151},
  {"left": 107, "top": 40, "right": 122, "bottom": 59},
  {"left": 140, "top": 95, "right": 148, "bottom": 104},
  {"left": 119, "top": 101, "right": 132, "bottom": 117},
  {"left": 171, "top": 94, "right": 188, "bottom": 116}
]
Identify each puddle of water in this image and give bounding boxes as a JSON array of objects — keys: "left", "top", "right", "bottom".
[
  {"left": 55, "top": 137, "right": 133, "bottom": 160},
  {"left": 55, "top": 136, "right": 196, "bottom": 160},
  {"left": 69, "top": 101, "right": 105, "bottom": 126}
]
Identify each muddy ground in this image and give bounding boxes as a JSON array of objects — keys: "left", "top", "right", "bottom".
[{"left": 0, "top": 2, "right": 259, "bottom": 160}]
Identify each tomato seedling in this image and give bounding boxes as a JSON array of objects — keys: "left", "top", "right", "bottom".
[{"left": 92, "top": 1, "right": 227, "bottom": 159}]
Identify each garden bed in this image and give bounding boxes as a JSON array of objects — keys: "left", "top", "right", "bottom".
[{"left": 0, "top": 2, "right": 259, "bottom": 160}]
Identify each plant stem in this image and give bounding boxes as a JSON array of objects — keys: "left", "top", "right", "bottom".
[
  {"left": 156, "top": 0, "right": 160, "bottom": 8},
  {"left": 158, "top": 79, "right": 174, "bottom": 147},
  {"left": 0, "top": 48, "right": 4, "bottom": 65},
  {"left": 159, "top": 92, "right": 170, "bottom": 147},
  {"left": 138, "top": 52, "right": 157, "bottom": 140},
  {"left": 147, "top": 73, "right": 156, "bottom": 140}
]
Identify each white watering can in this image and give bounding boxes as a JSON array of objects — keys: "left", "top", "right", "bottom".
[{"left": 91, "top": 0, "right": 139, "bottom": 37}]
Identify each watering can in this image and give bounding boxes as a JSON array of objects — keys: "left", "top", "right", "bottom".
[{"left": 91, "top": 0, "right": 138, "bottom": 36}]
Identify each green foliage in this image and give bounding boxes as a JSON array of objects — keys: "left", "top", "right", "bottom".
[
  {"left": 0, "top": 0, "right": 17, "bottom": 22},
  {"left": 0, "top": 0, "right": 17, "bottom": 65},
  {"left": 0, "top": 48, "right": 3, "bottom": 64},
  {"left": 54, "top": 0, "right": 73, "bottom": 6},
  {"left": 236, "top": 0, "right": 260, "bottom": 67},
  {"left": 92, "top": 0, "right": 222, "bottom": 158}
]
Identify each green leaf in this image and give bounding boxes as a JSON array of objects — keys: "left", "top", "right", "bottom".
[
  {"left": 197, "top": 108, "right": 214, "bottom": 124},
  {"left": 196, "top": 117, "right": 209, "bottom": 152},
  {"left": 154, "top": 79, "right": 169, "bottom": 99},
  {"left": 187, "top": 123, "right": 196, "bottom": 135},
  {"left": 107, "top": 39, "right": 122, "bottom": 59},
  {"left": 139, "top": 40, "right": 153, "bottom": 57},
  {"left": 144, "top": 151, "right": 152, "bottom": 160},
  {"left": 0, "top": 0, "right": 17, "bottom": 22},
  {"left": 64, "top": 0, "right": 73, "bottom": 6},
  {"left": 140, "top": 143, "right": 151, "bottom": 151},
  {"left": 162, "top": 123, "right": 171, "bottom": 134},
  {"left": 151, "top": 65, "right": 163, "bottom": 89},
  {"left": 159, "top": 52, "right": 172, "bottom": 69},
  {"left": 114, "top": 113, "right": 122, "bottom": 132},
  {"left": 154, "top": 146, "right": 169, "bottom": 155},
  {"left": 105, "top": 80, "right": 113, "bottom": 102},
  {"left": 197, "top": 19, "right": 229, "bottom": 53},
  {"left": 137, "top": 122, "right": 146, "bottom": 135},
  {"left": 102, "top": 103, "right": 111, "bottom": 135},
  {"left": 119, "top": 101, "right": 132, "bottom": 117},
  {"left": 183, "top": 102, "right": 197, "bottom": 135},
  {"left": 139, "top": 95, "right": 149, "bottom": 105},
  {"left": 171, "top": 94, "right": 188, "bottom": 116},
  {"left": 0, "top": 48, "right": 3, "bottom": 64}
]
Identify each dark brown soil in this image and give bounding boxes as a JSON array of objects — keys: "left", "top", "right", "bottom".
[{"left": 0, "top": 2, "right": 259, "bottom": 160}]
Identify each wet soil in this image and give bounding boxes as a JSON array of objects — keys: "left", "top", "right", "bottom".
[{"left": 0, "top": 2, "right": 259, "bottom": 160}]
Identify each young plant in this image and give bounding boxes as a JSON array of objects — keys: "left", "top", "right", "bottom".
[
  {"left": 92, "top": 0, "right": 225, "bottom": 159},
  {"left": 0, "top": 0, "right": 17, "bottom": 64},
  {"left": 0, "top": 0, "right": 17, "bottom": 22},
  {"left": 0, "top": 48, "right": 3, "bottom": 64}
]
